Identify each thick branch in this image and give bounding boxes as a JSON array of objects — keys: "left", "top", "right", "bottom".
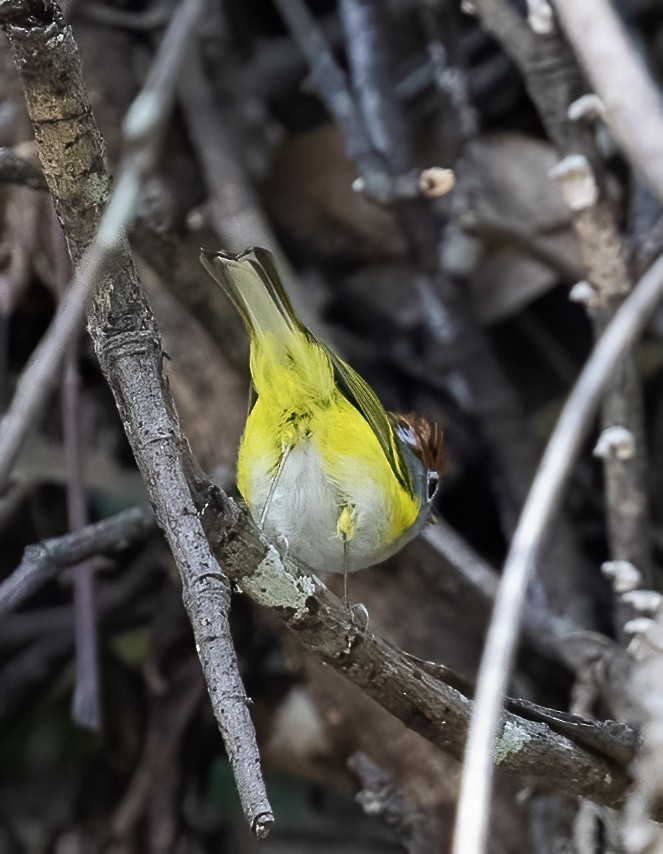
[
  {"left": 195, "top": 484, "right": 636, "bottom": 809},
  {"left": 0, "top": 0, "right": 273, "bottom": 836}
]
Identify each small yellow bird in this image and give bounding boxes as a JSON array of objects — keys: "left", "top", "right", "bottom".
[{"left": 200, "top": 247, "right": 445, "bottom": 575}]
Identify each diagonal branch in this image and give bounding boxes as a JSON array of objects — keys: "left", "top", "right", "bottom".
[
  {"left": 456, "top": 6, "right": 655, "bottom": 851},
  {"left": 0, "top": 504, "right": 156, "bottom": 617},
  {"left": 193, "top": 478, "right": 637, "bottom": 808}
]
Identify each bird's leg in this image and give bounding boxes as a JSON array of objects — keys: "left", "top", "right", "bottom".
[
  {"left": 337, "top": 504, "right": 368, "bottom": 632},
  {"left": 337, "top": 504, "right": 356, "bottom": 611},
  {"left": 343, "top": 538, "right": 350, "bottom": 609},
  {"left": 259, "top": 443, "right": 293, "bottom": 529}
]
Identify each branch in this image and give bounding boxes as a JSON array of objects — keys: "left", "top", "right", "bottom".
[
  {"left": 0, "top": 0, "right": 184, "bottom": 489},
  {"left": 455, "top": 9, "right": 654, "bottom": 848},
  {"left": 51, "top": 212, "right": 101, "bottom": 731},
  {"left": 0, "top": 146, "right": 47, "bottom": 191},
  {"left": 176, "top": 40, "right": 314, "bottom": 323},
  {"left": 0, "top": 0, "right": 273, "bottom": 836},
  {"left": 0, "top": 505, "right": 156, "bottom": 617},
  {"left": 422, "top": 521, "right": 585, "bottom": 671},
  {"left": 195, "top": 482, "right": 637, "bottom": 809},
  {"left": 452, "top": 252, "right": 663, "bottom": 854},
  {"left": 273, "top": 0, "right": 387, "bottom": 193},
  {"left": 473, "top": 0, "right": 652, "bottom": 592}
]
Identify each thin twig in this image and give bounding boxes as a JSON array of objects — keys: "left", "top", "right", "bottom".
[
  {"left": 0, "top": 547, "right": 160, "bottom": 717},
  {"left": 422, "top": 521, "right": 581, "bottom": 668},
  {"left": 51, "top": 209, "right": 101, "bottom": 731},
  {"left": 452, "top": 253, "right": 663, "bottom": 854},
  {"left": 0, "top": 0, "right": 197, "bottom": 491},
  {"left": 0, "top": 505, "right": 156, "bottom": 617},
  {"left": 176, "top": 43, "right": 312, "bottom": 320},
  {"left": 273, "top": 0, "right": 380, "bottom": 174},
  {"left": 0, "top": 146, "right": 47, "bottom": 191},
  {"left": 63, "top": 352, "right": 101, "bottom": 729}
]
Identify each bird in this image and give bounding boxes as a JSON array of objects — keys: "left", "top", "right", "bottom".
[{"left": 200, "top": 247, "right": 445, "bottom": 576}]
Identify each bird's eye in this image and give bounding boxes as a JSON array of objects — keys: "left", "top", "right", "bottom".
[{"left": 427, "top": 472, "right": 439, "bottom": 501}]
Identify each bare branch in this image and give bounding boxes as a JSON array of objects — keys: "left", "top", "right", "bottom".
[
  {"left": 273, "top": 0, "right": 387, "bottom": 190},
  {"left": 196, "top": 486, "right": 637, "bottom": 809},
  {"left": 1, "top": 0, "right": 274, "bottom": 836},
  {"left": 63, "top": 349, "right": 101, "bottom": 730},
  {"left": 0, "top": 146, "right": 47, "bottom": 191},
  {"left": 0, "top": 0, "right": 195, "bottom": 489},
  {"left": 452, "top": 253, "right": 663, "bottom": 854},
  {"left": 0, "top": 505, "right": 156, "bottom": 617},
  {"left": 422, "top": 522, "right": 584, "bottom": 670}
]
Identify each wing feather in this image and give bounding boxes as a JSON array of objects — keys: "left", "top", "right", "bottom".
[{"left": 318, "top": 340, "right": 411, "bottom": 492}]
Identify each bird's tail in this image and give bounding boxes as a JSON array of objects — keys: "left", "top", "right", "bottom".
[{"left": 200, "top": 247, "right": 300, "bottom": 347}]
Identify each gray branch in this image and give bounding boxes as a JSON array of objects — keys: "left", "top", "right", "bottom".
[
  {"left": 0, "top": 0, "right": 273, "bottom": 837},
  {"left": 0, "top": 505, "right": 156, "bottom": 617},
  {"left": 0, "top": 146, "right": 47, "bottom": 191},
  {"left": 192, "top": 481, "right": 637, "bottom": 809}
]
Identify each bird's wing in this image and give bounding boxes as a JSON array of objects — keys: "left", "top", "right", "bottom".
[
  {"left": 246, "top": 381, "right": 258, "bottom": 417},
  {"left": 320, "top": 341, "right": 411, "bottom": 492}
]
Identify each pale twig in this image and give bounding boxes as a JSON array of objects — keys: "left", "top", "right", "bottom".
[
  {"left": 452, "top": 252, "right": 663, "bottom": 854},
  {"left": 176, "top": 44, "right": 312, "bottom": 321},
  {"left": 0, "top": 0, "right": 195, "bottom": 490},
  {"left": 623, "top": 612, "right": 663, "bottom": 850},
  {"left": 553, "top": 0, "right": 663, "bottom": 205}
]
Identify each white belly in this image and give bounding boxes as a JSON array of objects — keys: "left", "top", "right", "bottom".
[{"left": 243, "top": 439, "right": 413, "bottom": 573}]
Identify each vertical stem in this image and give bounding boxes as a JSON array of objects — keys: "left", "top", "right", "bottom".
[
  {"left": 54, "top": 213, "right": 101, "bottom": 730},
  {"left": 62, "top": 349, "right": 101, "bottom": 730}
]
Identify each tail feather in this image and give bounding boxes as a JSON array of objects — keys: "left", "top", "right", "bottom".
[{"left": 200, "top": 247, "right": 298, "bottom": 346}]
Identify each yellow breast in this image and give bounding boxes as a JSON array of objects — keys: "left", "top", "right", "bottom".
[{"left": 237, "top": 332, "right": 419, "bottom": 572}]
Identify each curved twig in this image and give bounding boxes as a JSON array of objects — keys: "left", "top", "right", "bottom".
[{"left": 452, "top": 253, "right": 663, "bottom": 854}]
